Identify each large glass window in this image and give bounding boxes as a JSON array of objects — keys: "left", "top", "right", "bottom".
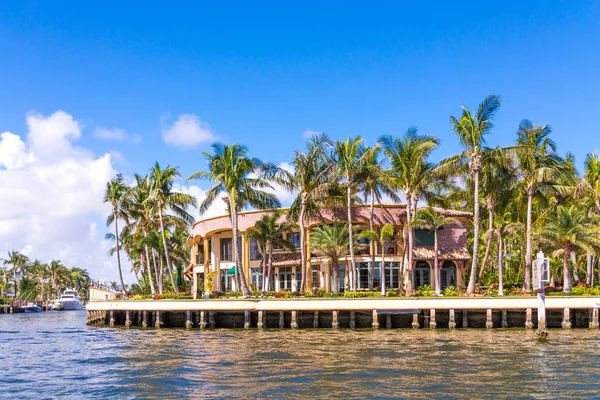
[
  {"left": 295, "top": 268, "right": 302, "bottom": 291},
  {"left": 357, "top": 262, "right": 370, "bottom": 289},
  {"left": 338, "top": 264, "right": 346, "bottom": 292},
  {"left": 220, "top": 238, "right": 232, "bottom": 261},
  {"left": 220, "top": 269, "right": 234, "bottom": 291},
  {"left": 383, "top": 262, "right": 400, "bottom": 289},
  {"left": 251, "top": 267, "right": 263, "bottom": 291},
  {"left": 311, "top": 265, "right": 320, "bottom": 290},
  {"left": 415, "top": 229, "right": 435, "bottom": 246},
  {"left": 441, "top": 261, "right": 456, "bottom": 289},
  {"left": 288, "top": 232, "right": 301, "bottom": 249},
  {"left": 278, "top": 267, "right": 293, "bottom": 290},
  {"left": 250, "top": 239, "right": 262, "bottom": 260},
  {"left": 414, "top": 261, "right": 431, "bottom": 287}
]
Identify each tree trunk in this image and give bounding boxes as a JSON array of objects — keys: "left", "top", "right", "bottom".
[
  {"left": 152, "top": 249, "right": 162, "bottom": 294},
  {"left": 497, "top": 232, "right": 504, "bottom": 296},
  {"left": 346, "top": 184, "right": 357, "bottom": 291},
  {"left": 331, "top": 259, "right": 339, "bottom": 294},
  {"left": 478, "top": 200, "right": 494, "bottom": 283},
  {"left": 405, "top": 194, "right": 415, "bottom": 295},
  {"left": 266, "top": 247, "right": 273, "bottom": 292},
  {"left": 260, "top": 257, "right": 266, "bottom": 295},
  {"left": 158, "top": 206, "right": 177, "bottom": 293},
  {"left": 369, "top": 189, "right": 376, "bottom": 290},
  {"left": 434, "top": 230, "right": 440, "bottom": 296},
  {"left": 143, "top": 230, "right": 156, "bottom": 296},
  {"left": 113, "top": 210, "right": 127, "bottom": 298},
  {"left": 381, "top": 245, "right": 386, "bottom": 296},
  {"left": 231, "top": 204, "right": 251, "bottom": 297},
  {"left": 587, "top": 253, "right": 593, "bottom": 285},
  {"left": 467, "top": 168, "right": 481, "bottom": 294},
  {"left": 299, "top": 200, "right": 311, "bottom": 293},
  {"left": 523, "top": 192, "right": 533, "bottom": 292},
  {"left": 563, "top": 252, "right": 572, "bottom": 293},
  {"left": 570, "top": 252, "right": 580, "bottom": 283}
]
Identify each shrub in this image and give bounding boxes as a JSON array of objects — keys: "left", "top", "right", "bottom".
[
  {"left": 443, "top": 286, "right": 458, "bottom": 297},
  {"left": 416, "top": 284, "right": 435, "bottom": 297},
  {"left": 386, "top": 290, "right": 400, "bottom": 297},
  {"left": 344, "top": 291, "right": 382, "bottom": 298}
]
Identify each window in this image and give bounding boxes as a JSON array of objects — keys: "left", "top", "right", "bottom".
[
  {"left": 251, "top": 268, "right": 263, "bottom": 290},
  {"left": 312, "top": 265, "right": 320, "bottom": 290},
  {"left": 220, "top": 238, "right": 232, "bottom": 261},
  {"left": 415, "top": 229, "right": 435, "bottom": 246},
  {"left": 288, "top": 232, "right": 301, "bottom": 249},
  {"left": 296, "top": 268, "right": 302, "bottom": 291},
  {"left": 220, "top": 269, "right": 234, "bottom": 291},
  {"left": 195, "top": 243, "right": 204, "bottom": 265},
  {"left": 414, "top": 261, "right": 431, "bottom": 287},
  {"left": 250, "top": 239, "right": 262, "bottom": 260},
  {"left": 279, "top": 267, "right": 293, "bottom": 290},
  {"left": 383, "top": 262, "right": 401, "bottom": 289},
  {"left": 356, "top": 233, "right": 370, "bottom": 255}
]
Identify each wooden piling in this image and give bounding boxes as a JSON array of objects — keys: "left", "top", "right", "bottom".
[
  {"left": 186, "top": 310, "right": 193, "bottom": 329},
  {"left": 125, "top": 310, "right": 131, "bottom": 328},
  {"left": 279, "top": 311, "right": 285, "bottom": 329},
  {"left": 462, "top": 310, "right": 468, "bottom": 328},
  {"left": 109, "top": 310, "right": 115, "bottom": 327},
  {"left": 199, "top": 311, "right": 207, "bottom": 329},
  {"left": 525, "top": 308, "right": 534, "bottom": 329},
  {"left": 257, "top": 311, "right": 264, "bottom": 329},
  {"left": 208, "top": 311, "right": 216, "bottom": 329},
  {"left": 562, "top": 308, "right": 572, "bottom": 328},
  {"left": 501, "top": 310, "right": 508, "bottom": 328},
  {"left": 412, "top": 313, "right": 419, "bottom": 329},
  {"left": 372, "top": 310, "right": 379, "bottom": 329},
  {"left": 590, "top": 307, "right": 599, "bottom": 329},
  {"left": 449, "top": 309, "right": 456, "bottom": 329},
  {"left": 313, "top": 311, "right": 319, "bottom": 328},
  {"left": 350, "top": 311, "right": 356, "bottom": 329},
  {"left": 486, "top": 309, "right": 493, "bottom": 329},
  {"left": 430, "top": 309, "right": 437, "bottom": 329},
  {"left": 386, "top": 314, "right": 392, "bottom": 329},
  {"left": 142, "top": 311, "right": 148, "bottom": 328},
  {"left": 332, "top": 311, "right": 339, "bottom": 329},
  {"left": 155, "top": 311, "right": 161, "bottom": 329},
  {"left": 244, "top": 310, "right": 251, "bottom": 329},
  {"left": 291, "top": 311, "right": 298, "bottom": 329}
]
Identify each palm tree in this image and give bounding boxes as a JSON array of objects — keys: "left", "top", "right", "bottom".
[
  {"left": 335, "top": 136, "right": 366, "bottom": 291},
  {"left": 104, "top": 174, "right": 128, "bottom": 298},
  {"left": 246, "top": 211, "right": 296, "bottom": 293},
  {"left": 278, "top": 133, "right": 335, "bottom": 293},
  {"left": 2, "top": 251, "right": 30, "bottom": 298},
  {"left": 379, "top": 127, "right": 439, "bottom": 295},
  {"left": 125, "top": 174, "right": 157, "bottom": 296},
  {"left": 515, "top": 119, "right": 569, "bottom": 291},
  {"left": 411, "top": 207, "right": 459, "bottom": 296},
  {"left": 148, "top": 162, "right": 196, "bottom": 293},
  {"left": 310, "top": 224, "right": 352, "bottom": 294},
  {"left": 539, "top": 206, "right": 600, "bottom": 293},
  {"left": 188, "top": 143, "right": 281, "bottom": 297},
  {"left": 358, "top": 145, "right": 399, "bottom": 289},
  {"left": 358, "top": 224, "right": 395, "bottom": 296},
  {"left": 581, "top": 153, "right": 600, "bottom": 284},
  {"left": 445, "top": 94, "right": 502, "bottom": 294}
]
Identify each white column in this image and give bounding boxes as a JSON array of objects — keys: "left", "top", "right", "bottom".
[
  {"left": 193, "top": 272, "right": 198, "bottom": 299},
  {"left": 275, "top": 267, "right": 280, "bottom": 291}
]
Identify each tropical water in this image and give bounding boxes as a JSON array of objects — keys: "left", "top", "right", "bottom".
[{"left": 1, "top": 311, "right": 600, "bottom": 399}]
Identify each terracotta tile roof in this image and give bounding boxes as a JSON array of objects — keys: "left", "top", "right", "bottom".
[
  {"left": 271, "top": 252, "right": 301, "bottom": 267},
  {"left": 413, "top": 246, "right": 471, "bottom": 260}
]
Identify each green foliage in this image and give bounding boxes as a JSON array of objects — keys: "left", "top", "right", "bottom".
[
  {"left": 415, "top": 284, "right": 435, "bottom": 297},
  {"left": 443, "top": 286, "right": 458, "bottom": 297},
  {"left": 343, "top": 291, "right": 382, "bottom": 298},
  {"left": 386, "top": 290, "right": 400, "bottom": 297}
]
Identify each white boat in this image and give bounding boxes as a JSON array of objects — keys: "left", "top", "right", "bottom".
[
  {"left": 54, "top": 290, "right": 84, "bottom": 310},
  {"left": 23, "top": 303, "right": 42, "bottom": 313}
]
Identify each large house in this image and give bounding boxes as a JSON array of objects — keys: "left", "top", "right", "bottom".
[{"left": 187, "top": 204, "right": 471, "bottom": 296}]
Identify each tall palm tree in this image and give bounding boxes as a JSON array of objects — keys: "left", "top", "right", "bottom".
[
  {"left": 310, "top": 224, "right": 352, "bottom": 294},
  {"left": 335, "top": 136, "right": 366, "bottom": 291},
  {"left": 358, "top": 224, "right": 395, "bottom": 296},
  {"left": 148, "top": 162, "right": 196, "bottom": 293},
  {"left": 444, "top": 94, "right": 502, "bottom": 294},
  {"left": 278, "top": 133, "right": 335, "bottom": 293},
  {"left": 411, "top": 207, "right": 459, "bottom": 296},
  {"left": 125, "top": 174, "right": 158, "bottom": 296},
  {"left": 358, "top": 145, "right": 399, "bottom": 289},
  {"left": 2, "top": 251, "right": 30, "bottom": 298},
  {"left": 188, "top": 143, "right": 281, "bottom": 297},
  {"left": 246, "top": 211, "right": 296, "bottom": 293},
  {"left": 379, "top": 127, "right": 439, "bottom": 295},
  {"left": 580, "top": 153, "right": 600, "bottom": 284},
  {"left": 104, "top": 174, "right": 128, "bottom": 298},
  {"left": 539, "top": 206, "right": 600, "bottom": 293},
  {"left": 515, "top": 119, "right": 569, "bottom": 291}
]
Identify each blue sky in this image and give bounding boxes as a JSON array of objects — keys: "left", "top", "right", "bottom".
[{"left": 1, "top": 1, "right": 599, "bottom": 281}]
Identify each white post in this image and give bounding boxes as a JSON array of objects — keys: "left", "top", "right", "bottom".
[
  {"left": 193, "top": 272, "right": 198, "bottom": 300},
  {"left": 429, "top": 309, "right": 436, "bottom": 329},
  {"left": 534, "top": 251, "right": 549, "bottom": 338},
  {"left": 449, "top": 309, "right": 456, "bottom": 329}
]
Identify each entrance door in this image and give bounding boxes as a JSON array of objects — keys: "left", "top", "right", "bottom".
[
  {"left": 414, "top": 261, "right": 431, "bottom": 288},
  {"left": 440, "top": 261, "right": 456, "bottom": 289}
]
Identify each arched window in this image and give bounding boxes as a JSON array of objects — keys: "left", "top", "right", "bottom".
[
  {"left": 441, "top": 261, "right": 456, "bottom": 289},
  {"left": 414, "top": 261, "right": 430, "bottom": 288}
]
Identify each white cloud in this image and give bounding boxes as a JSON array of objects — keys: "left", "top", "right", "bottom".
[
  {"left": 302, "top": 129, "right": 322, "bottom": 139},
  {"left": 0, "top": 110, "right": 129, "bottom": 283},
  {"left": 94, "top": 127, "right": 142, "bottom": 143},
  {"left": 162, "top": 114, "right": 219, "bottom": 148}
]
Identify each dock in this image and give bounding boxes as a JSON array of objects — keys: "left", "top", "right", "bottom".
[
  {"left": 86, "top": 297, "right": 600, "bottom": 330},
  {"left": 0, "top": 300, "right": 52, "bottom": 314}
]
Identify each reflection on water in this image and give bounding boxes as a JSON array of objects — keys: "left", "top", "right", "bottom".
[{"left": 1, "top": 311, "right": 600, "bottom": 399}]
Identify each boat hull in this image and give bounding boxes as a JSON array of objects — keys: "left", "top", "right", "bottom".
[{"left": 23, "top": 306, "right": 42, "bottom": 313}]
